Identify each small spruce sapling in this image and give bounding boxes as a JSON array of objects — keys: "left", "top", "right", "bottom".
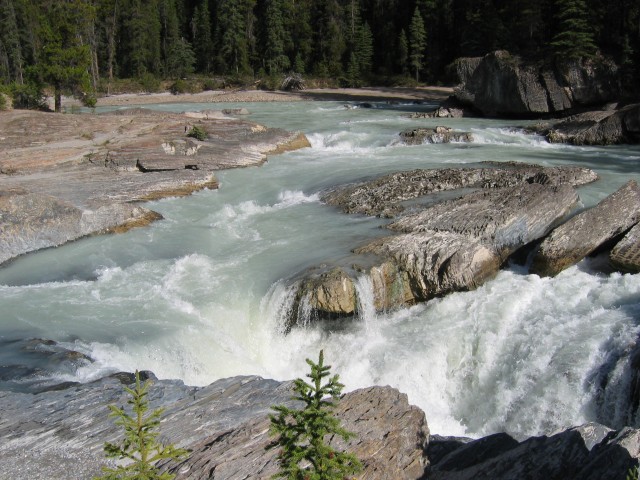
[
  {"left": 268, "top": 350, "right": 362, "bottom": 479},
  {"left": 96, "top": 371, "right": 188, "bottom": 480},
  {"left": 186, "top": 125, "right": 207, "bottom": 141}
]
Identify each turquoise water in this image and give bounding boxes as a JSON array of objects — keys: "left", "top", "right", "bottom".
[{"left": 1, "top": 100, "right": 640, "bottom": 439}]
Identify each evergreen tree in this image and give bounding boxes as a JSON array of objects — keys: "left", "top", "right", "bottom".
[
  {"left": 97, "top": 371, "right": 188, "bottom": 480},
  {"left": 268, "top": 350, "right": 362, "bottom": 480},
  {"left": 397, "top": 28, "right": 409, "bottom": 75},
  {"left": 34, "top": 0, "right": 96, "bottom": 112},
  {"left": 192, "top": 0, "right": 214, "bottom": 73},
  {"left": 355, "top": 21, "right": 373, "bottom": 76},
  {"left": 409, "top": 6, "right": 426, "bottom": 81},
  {"left": 165, "top": 37, "right": 195, "bottom": 77},
  {"left": 550, "top": 0, "right": 597, "bottom": 60},
  {"left": 264, "top": 0, "right": 290, "bottom": 74},
  {"left": 216, "top": 0, "right": 255, "bottom": 75},
  {"left": 0, "top": 0, "right": 24, "bottom": 83}
]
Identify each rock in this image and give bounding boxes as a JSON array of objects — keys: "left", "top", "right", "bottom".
[
  {"left": 610, "top": 222, "right": 640, "bottom": 272},
  {"left": 0, "top": 110, "right": 310, "bottom": 265},
  {"left": 447, "top": 56, "right": 483, "bottom": 86},
  {"left": 323, "top": 164, "right": 597, "bottom": 217},
  {"left": 455, "top": 50, "right": 619, "bottom": 117},
  {"left": 170, "top": 385, "right": 428, "bottom": 480},
  {"left": 0, "top": 375, "right": 428, "bottom": 480},
  {"left": 428, "top": 423, "right": 623, "bottom": 480},
  {"left": 399, "top": 127, "right": 473, "bottom": 145},
  {"left": 221, "top": 107, "right": 250, "bottom": 115},
  {"left": 544, "top": 103, "right": 640, "bottom": 145},
  {"left": 531, "top": 180, "right": 640, "bottom": 276}
]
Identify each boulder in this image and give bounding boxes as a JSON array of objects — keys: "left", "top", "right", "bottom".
[
  {"left": 399, "top": 127, "right": 473, "bottom": 145},
  {"left": 531, "top": 180, "right": 640, "bottom": 276},
  {"left": 610, "top": 222, "right": 640, "bottom": 272},
  {"left": 427, "top": 423, "right": 626, "bottom": 480},
  {"left": 544, "top": 103, "right": 640, "bottom": 145},
  {"left": 448, "top": 56, "right": 483, "bottom": 86},
  {"left": 455, "top": 50, "right": 619, "bottom": 117}
]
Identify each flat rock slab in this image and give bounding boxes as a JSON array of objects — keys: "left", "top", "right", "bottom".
[
  {"left": 0, "top": 110, "right": 309, "bottom": 265},
  {"left": 323, "top": 164, "right": 597, "bottom": 217},
  {"left": 531, "top": 180, "right": 640, "bottom": 276},
  {"left": 610, "top": 223, "right": 640, "bottom": 272}
]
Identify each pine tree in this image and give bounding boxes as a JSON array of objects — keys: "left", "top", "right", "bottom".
[
  {"left": 97, "top": 371, "right": 188, "bottom": 480},
  {"left": 397, "top": 28, "right": 409, "bottom": 76},
  {"left": 550, "top": 0, "right": 597, "bottom": 60},
  {"left": 0, "top": 0, "right": 24, "bottom": 83},
  {"left": 409, "top": 6, "right": 426, "bottom": 82},
  {"left": 192, "top": 0, "right": 214, "bottom": 73},
  {"left": 268, "top": 350, "right": 362, "bottom": 480},
  {"left": 264, "top": 0, "right": 290, "bottom": 74},
  {"left": 216, "top": 0, "right": 255, "bottom": 75}
]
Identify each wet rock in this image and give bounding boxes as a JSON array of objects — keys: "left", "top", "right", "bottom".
[
  {"left": 399, "top": 127, "right": 473, "bottom": 145},
  {"left": 455, "top": 50, "right": 619, "bottom": 117},
  {"left": 0, "top": 110, "right": 309, "bottom": 265},
  {"left": 221, "top": 107, "right": 250, "bottom": 115},
  {"left": 543, "top": 103, "right": 640, "bottom": 145},
  {"left": 531, "top": 180, "right": 640, "bottom": 276},
  {"left": 323, "top": 164, "right": 597, "bottom": 217},
  {"left": 611, "top": 223, "right": 640, "bottom": 272}
]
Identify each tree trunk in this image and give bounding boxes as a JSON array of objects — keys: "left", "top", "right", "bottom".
[{"left": 54, "top": 88, "right": 62, "bottom": 112}]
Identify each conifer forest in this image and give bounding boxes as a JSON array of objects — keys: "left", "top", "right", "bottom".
[{"left": 0, "top": 0, "right": 638, "bottom": 100}]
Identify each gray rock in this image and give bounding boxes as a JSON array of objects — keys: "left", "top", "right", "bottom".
[
  {"left": 323, "top": 164, "right": 597, "bottom": 218},
  {"left": 611, "top": 222, "right": 640, "bottom": 272},
  {"left": 455, "top": 50, "right": 619, "bottom": 117},
  {"left": 544, "top": 103, "right": 640, "bottom": 145},
  {"left": 399, "top": 127, "right": 473, "bottom": 145},
  {"left": 0, "top": 375, "right": 428, "bottom": 480},
  {"left": 531, "top": 180, "right": 640, "bottom": 276}
]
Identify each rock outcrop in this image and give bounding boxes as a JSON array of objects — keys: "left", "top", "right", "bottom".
[
  {"left": 454, "top": 50, "right": 619, "bottom": 117},
  {"left": 541, "top": 103, "right": 640, "bottom": 145},
  {"left": 531, "top": 180, "right": 640, "bottom": 276},
  {"left": 286, "top": 165, "right": 596, "bottom": 326},
  {"left": 427, "top": 423, "right": 639, "bottom": 480},
  {"left": 399, "top": 127, "right": 473, "bottom": 145},
  {"left": 0, "top": 109, "right": 309, "bottom": 265},
  {"left": 610, "top": 223, "right": 640, "bottom": 273},
  {"left": 0, "top": 374, "right": 428, "bottom": 480}
]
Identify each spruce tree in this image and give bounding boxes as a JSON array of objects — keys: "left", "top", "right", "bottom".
[
  {"left": 550, "top": 0, "right": 597, "bottom": 60},
  {"left": 264, "top": 0, "right": 290, "bottom": 74},
  {"left": 268, "top": 350, "right": 362, "bottom": 480},
  {"left": 409, "top": 6, "right": 426, "bottom": 82},
  {"left": 192, "top": 0, "right": 214, "bottom": 73},
  {"left": 97, "top": 371, "right": 188, "bottom": 480}
]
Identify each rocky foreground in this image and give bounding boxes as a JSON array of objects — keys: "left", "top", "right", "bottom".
[
  {"left": 0, "top": 373, "right": 638, "bottom": 479},
  {"left": 0, "top": 109, "right": 309, "bottom": 265}
]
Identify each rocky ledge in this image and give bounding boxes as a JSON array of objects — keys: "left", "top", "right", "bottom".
[
  {"left": 0, "top": 373, "right": 638, "bottom": 479},
  {"left": 285, "top": 164, "right": 640, "bottom": 326},
  {"left": 0, "top": 109, "right": 309, "bottom": 265}
]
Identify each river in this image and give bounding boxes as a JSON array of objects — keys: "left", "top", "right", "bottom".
[{"left": 1, "top": 100, "right": 640, "bottom": 441}]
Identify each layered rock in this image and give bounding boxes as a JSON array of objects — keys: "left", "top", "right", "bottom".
[
  {"left": 427, "top": 423, "right": 639, "bottom": 480},
  {"left": 0, "top": 109, "right": 309, "bottom": 265},
  {"left": 0, "top": 374, "right": 428, "bottom": 480},
  {"left": 323, "top": 164, "right": 597, "bottom": 217},
  {"left": 454, "top": 50, "right": 619, "bottom": 117},
  {"left": 287, "top": 166, "right": 595, "bottom": 325},
  {"left": 610, "top": 223, "right": 640, "bottom": 273},
  {"left": 399, "top": 127, "right": 473, "bottom": 145},
  {"left": 542, "top": 103, "right": 640, "bottom": 145},
  {"left": 531, "top": 180, "right": 640, "bottom": 276}
]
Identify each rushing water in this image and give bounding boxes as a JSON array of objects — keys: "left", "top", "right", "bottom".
[{"left": 2, "top": 100, "right": 640, "bottom": 440}]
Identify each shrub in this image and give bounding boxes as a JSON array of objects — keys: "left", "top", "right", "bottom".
[
  {"left": 186, "top": 125, "right": 207, "bottom": 141},
  {"left": 139, "top": 73, "right": 161, "bottom": 93},
  {"left": 169, "top": 79, "right": 188, "bottom": 95},
  {"left": 10, "top": 81, "right": 47, "bottom": 110},
  {"left": 96, "top": 371, "right": 188, "bottom": 480},
  {"left": 268, "top": 350, "right": 362, "bottom": 480}
]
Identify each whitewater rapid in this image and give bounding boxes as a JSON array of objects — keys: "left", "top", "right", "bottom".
[{"left": 1, "top": 100, "right": 640, "bottom": 440}]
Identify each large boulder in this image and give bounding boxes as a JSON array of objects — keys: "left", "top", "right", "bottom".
[
  {"left": 399, "top": 127, "right": 473, "bottom": 145},
  {"left": 531, "top": 180, "right": 640, "bottom": 276},
  {"left": 543, "top": 103, "right": 640, "bottom": 145},
  {"left": 455, "top": 50, "right": 619, "bottom": 117}
]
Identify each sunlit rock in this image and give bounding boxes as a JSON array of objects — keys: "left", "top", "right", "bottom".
[{"left": 531, "top": 180, "right": 640, "bottom": 277}]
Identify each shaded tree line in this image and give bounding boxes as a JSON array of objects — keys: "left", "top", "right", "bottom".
[{"left": 0, "top": 0, "right": 638, "bottom": 103}]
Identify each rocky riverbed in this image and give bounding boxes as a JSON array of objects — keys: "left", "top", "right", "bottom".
[{"left": 0, "top": 108, "right": 309, "bottom": 265}]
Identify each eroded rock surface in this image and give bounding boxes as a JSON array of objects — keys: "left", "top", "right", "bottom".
[
  {"left": 0, "top": 374, "right": 428, "bottom": 480},
  {"left": 0, "top": 110, "right": 309, "bottom": 265},
  {"left": 611, "top": 223, "right": 640, "bottom": 273},
  {"left": 399, "top": 127, "right": 473, "bottom": 145},
  {"left": 531, "top": 180, "right": 640, "bottom": 276}
]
